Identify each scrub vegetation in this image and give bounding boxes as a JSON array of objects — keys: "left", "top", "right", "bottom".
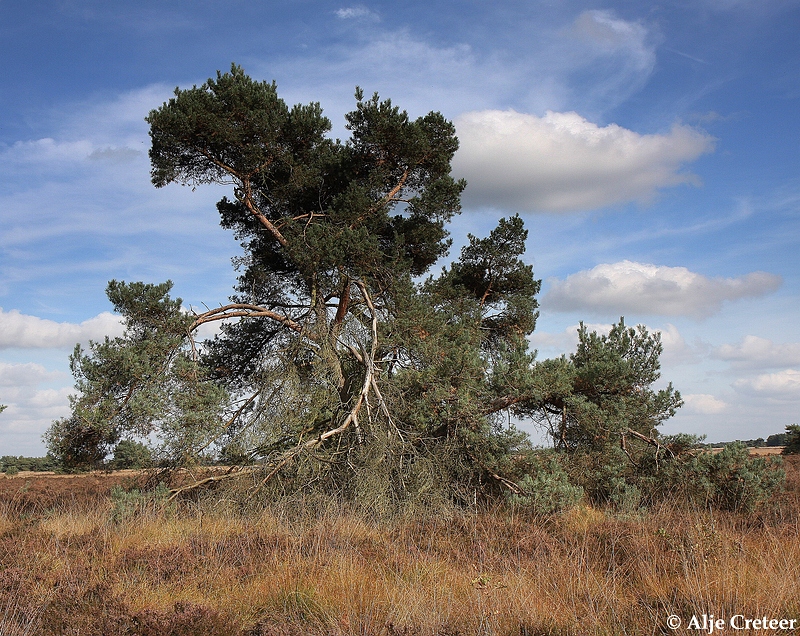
[{"left": 0, "top": 458, "right": 799, "bottom": 635}]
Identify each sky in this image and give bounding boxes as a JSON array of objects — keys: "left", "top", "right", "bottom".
[{"left": 1, "top": 0, "right": 798, "bottom": 455}]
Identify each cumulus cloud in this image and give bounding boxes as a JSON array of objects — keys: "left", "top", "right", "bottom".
[
  {"left": 529, "top": 322, "right": 613, "bottom": 355},
  {"left": 714, "top": 336, "right": 800, "bottom": 369},
  {"left": 683, "top": 393, "right": 728, "bottom": 414},
  {"left": 0, "top": 309, "right": 123, "bottom": 349},
  {"left": 656, "top": 323, "right": 705, "bottom": 365},
  {"left": 453, "top": 110, "right": 714, "bottom": 212},
  {"left": 545, "top": 261, "right": 781, "bottom": 318},
  {"left": 0, "top": 361, "right": 63, "bottom": 387},
  {"left": 734, "top": 369, "right": 800, "bottom": 399}
]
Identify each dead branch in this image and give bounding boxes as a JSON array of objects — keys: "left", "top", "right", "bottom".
[
  {"left": 467, "top": 452, "right": 523, "bottom": 496},
  {"left": 190, "top": 303, "right": 308, "bottom": 336},
  {"left": 167, "top": 466, "right": 254, "bottom": 502}
]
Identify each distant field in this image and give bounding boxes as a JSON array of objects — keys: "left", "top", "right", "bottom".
[
  {"left": 748, "top": 446, "right": 785, "bottom": 455},
  {"left": 706, "top": 445, "right": 786, "bottom": 455}
]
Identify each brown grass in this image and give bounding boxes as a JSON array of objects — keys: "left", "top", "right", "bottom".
[{"left": 1, "top": 459, "right": 799, "bottom": 635}]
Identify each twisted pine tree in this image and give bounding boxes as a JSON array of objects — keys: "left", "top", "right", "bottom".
[
  {"left": 48, "top": 65, "right": 543, "bottom": 506},
  {"left": 48, "top": 65, "right": 716, "bottom": 511}
]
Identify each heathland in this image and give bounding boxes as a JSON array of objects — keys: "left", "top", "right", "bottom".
[{"left": 1, "top": 454, "right": 798, "bottom": 635}]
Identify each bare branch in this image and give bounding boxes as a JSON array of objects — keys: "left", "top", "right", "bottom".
[{"left": 190, "top": 303, "right": 308, "bottom": 336}]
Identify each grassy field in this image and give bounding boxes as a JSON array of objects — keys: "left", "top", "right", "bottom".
[{"left": 1, "top": 457, "right": 799, "bottom": 635}]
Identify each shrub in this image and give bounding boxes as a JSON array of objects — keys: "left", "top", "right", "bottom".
[
  {"left": 670, "top": 442, "right": 785, "bottom": 513},
  {"left": 574, "top": 436, "right": 786, "bottom": 513},
  {"left": 110, "top": 482, "right": 171, "bottom": 523},
  {"left": 782, "top": 424, "right": 800, "bottom": 455},
  {"left": 112, "top": 439, "right": 152, "bottom": 469},
  {"left": 509, "top": 452, "right": 583, "bottom": 515}
]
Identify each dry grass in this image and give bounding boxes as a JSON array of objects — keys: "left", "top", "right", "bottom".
[{"left": 1, "top": 459, "right": 799, "bottom": 635}]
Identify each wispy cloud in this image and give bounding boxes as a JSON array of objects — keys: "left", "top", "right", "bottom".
[
  {"left": 335, "top": 6, "right": 379, "bottom": 21},
  {"left": 570, "top": 10, "right": 655, "bottom": 72}
]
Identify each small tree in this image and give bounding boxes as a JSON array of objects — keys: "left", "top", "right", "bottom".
[
  {"left": 679, "top": 443, "right": 784, "bottom": 513},
  {"left": 113, "top": 439, "right": 153, "bottom": 469},
  {"left": 783, "top": 424, "right": 800, "bottom": 455}
]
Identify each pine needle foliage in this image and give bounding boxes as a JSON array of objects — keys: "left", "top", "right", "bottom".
[{"left": 44, "top": 65, "right": 783, "bottom": 512}]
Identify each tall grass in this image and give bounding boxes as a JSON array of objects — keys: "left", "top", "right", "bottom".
[{"left": 1, "top": 459, "right": 799, "bottom": 635}]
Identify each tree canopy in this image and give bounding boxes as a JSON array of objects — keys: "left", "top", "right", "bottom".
[{"left": 46, "top": 65, "right": 750, "bottom": 511}]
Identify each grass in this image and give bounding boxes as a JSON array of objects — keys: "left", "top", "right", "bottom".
[{"left": 1, "top": 458, "right": 799, "bottom": 635}]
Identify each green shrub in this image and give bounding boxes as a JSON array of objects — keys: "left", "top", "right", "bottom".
[
  {"left": 112, "top": 439, "right": 152, "bottom": 469},
  {"left": 508, "top": 453, "right": 583, "bottom": 515},
  {"left": 782, "top": 424, "right": 800, "bottom": 455},
  {"left": 110, "top": 483, "right": 171, "bottom": 523},
  {"left": 666, "top": 442, "right": 785, "bottom": 513}
]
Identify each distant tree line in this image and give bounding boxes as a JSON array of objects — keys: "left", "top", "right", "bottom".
[
  {"left": 708, "top": 432, "right": 791, "bottom": 448},
  {"left": 1, "top": 455, "right": 59, "bottom": 474}
]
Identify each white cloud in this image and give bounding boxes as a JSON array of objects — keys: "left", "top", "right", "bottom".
[
  {"left": 656, "top": 323, "right": 704, "bottom": 365},
  {"left": 0, "top": 361, "right": 64, "bottom": 387},
  {"left": 545, "top": 261, "right": 781, "bottom": 318},
  {"left": 453, "top": 110, "right": 714, "bottom": 212},
  {"left": 529, "top": 322, "right": 613, "bottom": 355},
  {"left": 683, "top": 393, "right": 728, "bottom": 414},
  {"left": 714, "top": 335, "right": 800, "bottom": 369},
  {"left": 570, "top": 10, "right": 654, "bottom": 72},
  {"left": 735, "top": 369, "right": 800, "bottom": 399},
  {"left": 0, "top": 384, "right": 73, "bottom": 454},
  {"left": 335, "top": 6, "right": 378, "bottom": 20},
  {"left": 0, "top": 309, "right": 123, "bottom": 349},
  {"left": 4, "top": 138, "right": 94, "bottom": 164},
  {"left": 25, "top": 387, "right": 72, "bottom": 410}
]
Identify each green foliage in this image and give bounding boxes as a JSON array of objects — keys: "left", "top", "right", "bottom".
[
  {"left": 782, "top": 424, "right": 800, "bottom": 455},
  {"left": 110, "top": 482, "right": 172, "bottom": 523},
  {"left": 46, "top": 65, "right": 746, "bottom": 514},
  {"left": 44, "top": 280, "right": 228, "bottom": 470},
  {"left": 44, "top": 65, "right": 542, "bottom": 509},
  {"left": 1, "top": 455, "right": 58, "bottom": 473},
  {"left": 520, "top": 320, "right": 682, "bottom": 457},
  {"left": 766, "top": 432, "right": 787, "bottom": 447},
  {"left": 507, "top": 452, "right": 583, "bottom": 515},
  {"left": 674, "top": 443, "right": 785, "bottom": 513},
  {"left": 112, "top": 439, "right": 153, "bottom": 469}
]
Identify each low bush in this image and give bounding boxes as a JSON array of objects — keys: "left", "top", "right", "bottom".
[{"left": 508, "top": 452, "right": 583, "bottom": 515}]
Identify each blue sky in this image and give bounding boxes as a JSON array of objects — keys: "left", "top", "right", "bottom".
[{"left": 1, "top": 0, "right": 798, "bottom": 455}]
